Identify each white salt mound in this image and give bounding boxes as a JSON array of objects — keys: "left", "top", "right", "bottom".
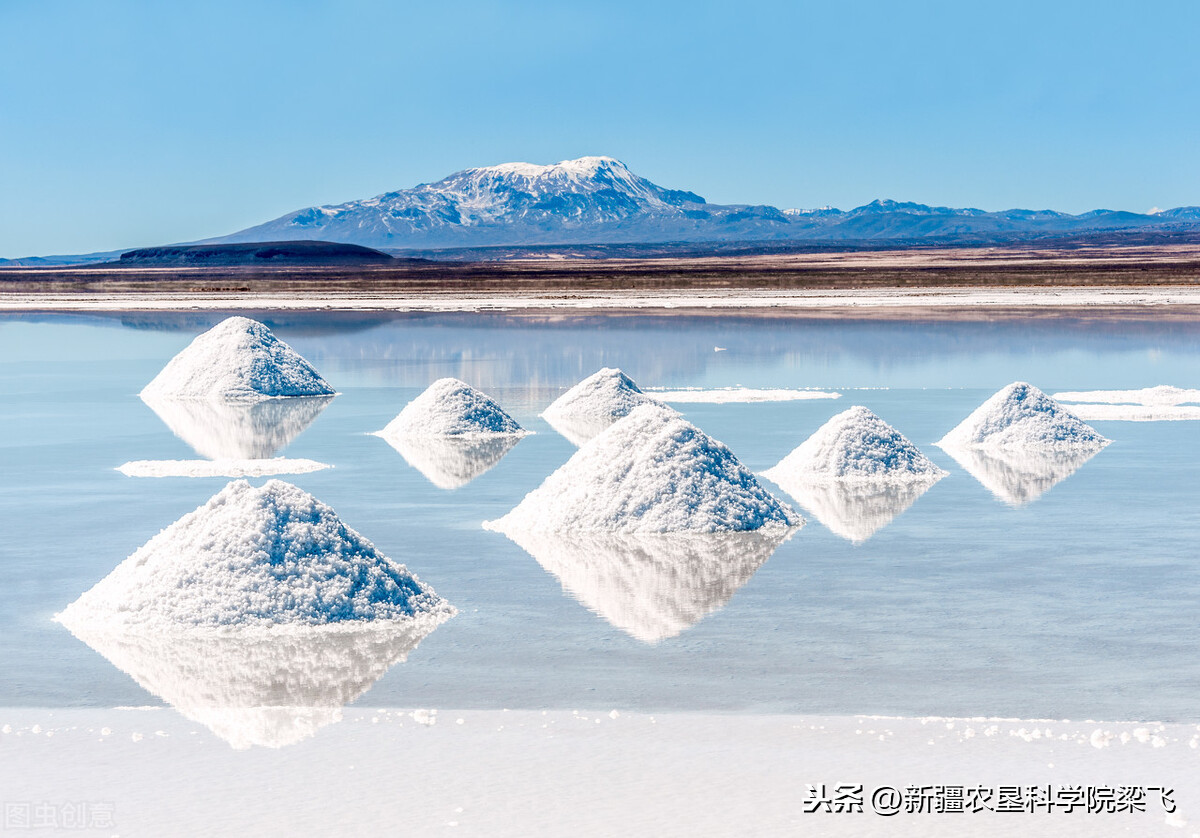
[
  {"left": 141, "top": 316, "right": 335, "bottom": 401},
  {"left": 377, "top": 378, "right": 527, "bottom": 438},
  {"left": 485, "top": 404, "right": 801, "bottom": 534},
  {"left": 56, "top": 479, "right": 454, "bottom": 631},
  {"left": 762, "top": 406, "right": 947, "bottom": 483},
  {"left": 541, "top": 367, "right": 661, "bottom": 444},
  {"left": 936, "top": 382, "right": 1109, "bottom": 451}
]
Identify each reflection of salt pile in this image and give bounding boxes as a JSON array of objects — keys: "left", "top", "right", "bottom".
[
  {"left": 141, "top": 316, "right": 335, "bottom": 400},
  {"left": 541, "top": 368, "right": 662, "bottom": 446},
  {"left": 936, "top": 382, "right": 1108, "bottom": 505},
  {"left": 56, "top": 479, "right": 452, "bottom": 748},
  {"left": 375, "top": 378, "right": 528, "bottom": 488},
  {"left": 761, "top": 407, "right": 945, "bottom": 543},
  {"left": 60, "top": 621, "right": 439, "bottom": 750},
  {"left": 378, "top": 435, "right": 521, "bottom": 490},
  {"left": 140, "top": 393, "right": 333, "bottom": 459},
  {"left": 487, "top": 404, "right": 800, "bottom": 534},
  {"left": 505, "top": 529, "right": 791, "bottom": 643},
  {"left": 57, "top": 479, "right": 453, "bottom": 630}
]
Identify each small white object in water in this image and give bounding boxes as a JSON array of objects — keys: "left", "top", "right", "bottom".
[
  {"left": 650, "top": 387, "right": 841, "bottom": 404},
  {"left": 117, "top": 458, "right": 331, "bottom": 478},
  {"left": 486, "top": 404, "right": 801, "bottom": 534},
  {"left": 141, "top": 316, "right": 335, "bottom": 401}
]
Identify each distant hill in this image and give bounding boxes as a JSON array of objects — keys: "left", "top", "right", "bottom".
[{"left": 112, "top": 241, "right": 397, "bottom": 266}]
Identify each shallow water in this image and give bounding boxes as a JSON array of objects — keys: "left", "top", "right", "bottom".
[{"left": 2, "top": 311, "right": 1200, "bottom": 722}]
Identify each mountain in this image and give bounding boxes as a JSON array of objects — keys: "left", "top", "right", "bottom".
[{"left": 208, "top": 156, "right": 1197, "bottom": 250}]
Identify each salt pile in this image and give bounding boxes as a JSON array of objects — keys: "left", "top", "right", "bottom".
[
  {"left": 377, "top": 378, "right": 528, "bottom": 438},
  {"left": 56, "top": 479, "right": 454, "bottom": 631},
  {"left": 379, "top": 434, "right": 522, "bottom": 490},
  {"left": 485, "top": 404, "right": 801, "bottom": 534},
  {"left": 763, "top": 406, "right": 947, "bottom": 483},
  {"left": 936, "top": 382, "right": 1109, "bottom": 452},
  {"left": 541, "top": 367, "right": 662, "bottom": 445},
  {"left": 60, "top": 620, "right": 439, "bottom": 749},
  {"left": 141, "top": 316, "right": 335, "bottom": 401},
  {"left": 505, "top": 529, "right": 790, "bottom": 643}
]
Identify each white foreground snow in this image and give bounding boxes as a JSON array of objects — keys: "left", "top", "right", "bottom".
[
  {"left": 56, "top": 479, "right": 453, "bottom": 630},
  {"left": 117, "top": 458, "right": 331, "bottom": 478},
  {"left": 3, "top": 708, "right": 1195, "bottom": 837},
  {"left": 650, "top": 387, "right": 842, "bottom": 403},
  {"left": 377, "top": 378, "right": 528, "bottom": 438},
  {"left": 500, "top": 529, "right": 792, "bottom": 643},
  {"left": 936, "top": 382, "right": 1109, "bottom": 451},
  {"left": 140, "top": 316, "right": 335, "bottom": 401},
  {"left": 485, "top": 405, "right": 801, "bottom": 534},
  {"left": 541, "top": 367, "right": 662, "bottom": 445}
]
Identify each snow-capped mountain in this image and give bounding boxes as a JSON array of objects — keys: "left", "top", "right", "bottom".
[{"left": 211, "top": 156, "right": 1200, "bottom": 250}]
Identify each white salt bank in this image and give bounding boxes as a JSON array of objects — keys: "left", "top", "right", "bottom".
[
  {"left": 541, "top": 367, "right": 662, "bottom": 445},
  {"left": 377, "top": 378, "right": 527, "bottom": 438},
  {"left": 486, "top": 404, "right": 801, "bottom": 534},
  {"left": 141, "top": 316, "right": 335, "bottom": 401},
  {"left": 56, "top": 479, "right": 454, "bottom": 631},
  {"left": 936, "top": 381, "right": 1109, "bottom": 452}
]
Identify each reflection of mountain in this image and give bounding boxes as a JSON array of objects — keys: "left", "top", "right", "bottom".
[
  {"left": 61, "top": 619, "right": 443, "bottom": 749},
  {"left": 378, "top": 433, "right": 522, "bottom": 489},
  {"left": 142, "top": 394, "right": 333, "bottom": 459},
  {"left": 768, "top": 477, "right": 940, "bottom": 544},
  {"left": 939, "top": 444, "right": 1101, "bottom": 506},
  {"left": 499, "top": 529, "right": 792, "bottom": 643}
]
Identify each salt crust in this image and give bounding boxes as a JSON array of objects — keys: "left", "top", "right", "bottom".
[
  {"left": 763, "top": 406, "right": 947, "bottom": 483},
  {"left": 503, "top": 528, "right": 792, "bottom": 643},
  {"left": 140, "top": 316, "right": 335, "bottom": 401},
  {"left": 485, "top": 404, "right": 801, "bottom": 534},
  {"left": 541, "top": 368, "right": 662, "bottom": 445},
  {"left": 56, "top": 479, "right": 454, "bottom": 631},
  {"left": 1052, "top": 385, "right": 1200, "bottom": 406},
  {"left": 377, "top": 378, "right": 527, "bottom": 438},
  {"left": 936, "top": 382, "right": 1109, "bottom": 451},
  {"left": 650, "top": 387, "right": 841, "bottom": 403},
  {"left": 117, "top": 458, "right": 331, "bottom": 478}
]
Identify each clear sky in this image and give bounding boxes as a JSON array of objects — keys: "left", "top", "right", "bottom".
[{"left": 2, "top": 0, "right": 1198, "bottom": 257}]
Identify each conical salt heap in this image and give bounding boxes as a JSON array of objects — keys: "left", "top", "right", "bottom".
[
  {"left": 541, "top": 367, "right": 662, "bottom": 446},
  {"left": 936, "top": 382, "right": 1109, "bottom": 452},
  {"left": 764, "top": 406, "right": 947, "bottom": 484},
  {"left": 485, "top": 404, "right": 801, "bottom": 534},
  {"left": 141, "top": 316, "right": 335, "bottom": 401},
  {"left": 761, "top": 406, "right": 945, "bottom": 543},
  {"left": 56, "top": 479, "right": 454, "bottom": 630},
  {"left": 377, "top": 378, "right": 528, "bottom": 438}
]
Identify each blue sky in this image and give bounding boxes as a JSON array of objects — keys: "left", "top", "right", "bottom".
[{"left": 2, "top": 0, "right": 1198, "bottom": 257}]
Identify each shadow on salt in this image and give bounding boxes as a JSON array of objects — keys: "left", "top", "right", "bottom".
[
  {"left": 501, "top": 529, "right": 794, "bottom": 644},
  {"left": 938, "top": 444, "right": 1102, "bottom": 507},
  {"left": 768, "top": 477, "right": 940, "bottom": 544},
  {"left": 378, "top": 434, "right": 522, "bottom": 490},
  {"left": 59, "top": 618, "right": 442, "bottom": 750}
]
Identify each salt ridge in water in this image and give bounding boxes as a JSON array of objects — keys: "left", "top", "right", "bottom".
[
  {"left": 763, "top": 406, "right": 947, "bottom": 483},
  {"left": 56, "top": 479, "right": 454, "bottom": 631},
  {"left": 541, "top": 368, "right": 661, "bottom": 445},
  {"left": 140, "top": 317, "right": 335, "bottom": 401},
  {"left": 1052, "top": 385, "right": 1200, "bottom": 406},
  {"left": 936, "top": 382, "right": 1109, "bottom": 451},
  {"left": 377, "top": 378, "right": 527, "bottom": 438},
  {"left": 485, "top": 404, "right": 801, "bottom": 534}
]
